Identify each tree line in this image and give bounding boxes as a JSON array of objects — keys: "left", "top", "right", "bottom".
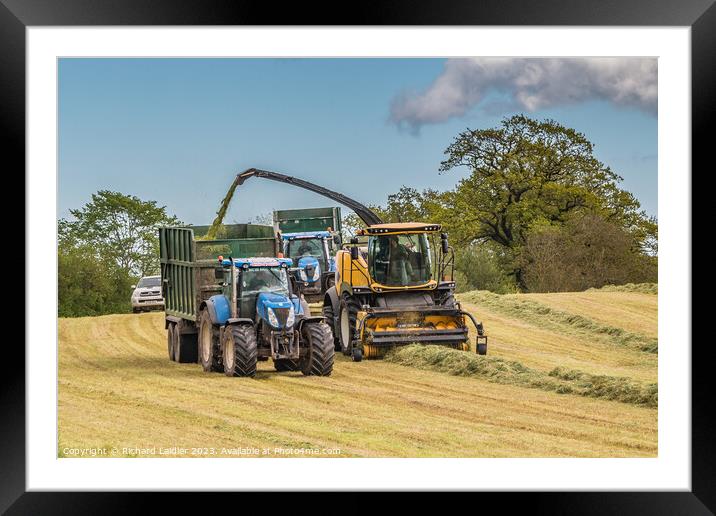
[
  {"left": 345, "top": 115, "right": 657, "bottom": 293},
  {"left": 59, "top": 114, "right": 657, "bottom": 316}
]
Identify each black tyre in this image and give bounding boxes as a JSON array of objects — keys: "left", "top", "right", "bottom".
[
  {"left": 222, "top": 324, "right": 258, "bottom": 377},
  {"left": 351, "top": 347, "right": 363, "bottom": 362},
  {"left": 167, "top": 323, "right": 176, "bottom": 361},
  {"left": 198, "top": 309, "right": 222, "bottom": 372},
  {"left": 322, "top": 299, "right": 340, "bottom": 351},
  {"left": 274, "top": 359, "right": 299, "bottom": 372},
  {"left": 300, "top": 322, "right": 335, "bottom": 376},
  {"left": 175, "top": 327, "right": 198, "bottom": 364},
  {"left": 133, "top": 307, "right": 140, "bottom": 314},
  {"left": 338, "top": 294, "right": 360, "bottom": 356}
]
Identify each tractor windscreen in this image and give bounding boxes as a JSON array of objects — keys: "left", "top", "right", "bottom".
[
  {"left": 240, "top": 267, "right": 290, "bottom": 297},
  {"left": 368, "top": 233, "right": 432, "bottom": 286},
  {"left": 286, "top": 238, "right": 326, "bottom": 262}
]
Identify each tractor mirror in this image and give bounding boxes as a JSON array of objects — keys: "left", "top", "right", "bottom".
[
  {"left": 350, "top": 246, "right": 359, "bottom": 260},
  {"left": 333, "top": 234, "right": 342, "bottom": 245},
  {"left": 441, "top": 234, "right": 449, "bottom": 254},
  {"left": 350, "top": 237, "right": 358, "bottom": 245},
  {"left": 130, "top": 285, "right": 136, "bottom": 290},
  {"left": 214, "top": 268, "right": 224, "bottom": 279}
]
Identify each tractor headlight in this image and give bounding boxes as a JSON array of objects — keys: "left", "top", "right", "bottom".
[
  {"left": 286, "top": 306, "right": 295, "bottom": 327},
  {"left": 267, "top": 307, "right": 279, "bottom": 327}
]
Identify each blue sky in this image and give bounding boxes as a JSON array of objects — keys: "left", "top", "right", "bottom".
[{"left": 58, "top": 58, "right": 657, "bottom": 224}]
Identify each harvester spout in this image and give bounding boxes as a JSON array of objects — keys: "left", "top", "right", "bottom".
[{"left": 235, "top": 168, "right": 384, "bottom": 227}]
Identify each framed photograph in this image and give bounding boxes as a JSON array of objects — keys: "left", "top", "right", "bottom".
[{"left": 7, "top": 0, "right": 708, "bottom": 511}]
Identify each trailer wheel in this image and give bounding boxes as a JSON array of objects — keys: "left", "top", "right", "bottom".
[
  {"left": 300, "top": 322, "right": 334, "bottom": 376},
  {"left": 322, "top": 302, "right": 340, "bottom": 351},
  {"left": 175, "top": 327, "right": 198, "bottom": 364},
  {"left": 223, "top": 324, "right": 258, "bottom": 378},
  {"left": 274, "top": 359, "right": 299, "bottom": 372},
  {"left": 167, "top": 324, "right": 176, "bottom": 361},
  {"left": 338, "top": 295, "right": 360, "bottom": 356},
  {"left": 198, "top": 309, "right": 222, "bottom": 372}
]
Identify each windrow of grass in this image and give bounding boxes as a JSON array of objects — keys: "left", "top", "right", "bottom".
[
  {"left": 588, "top": 283, "right": 658, "bottom": 295},
  {"left": 460, "top": 290, "right": 658, "bottom": 354},
  {"left": 385, "top": 345, "right": 657, "bottom": 408}
]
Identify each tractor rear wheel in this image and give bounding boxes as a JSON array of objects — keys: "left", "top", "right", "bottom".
[
  {"left": 300, "top": 322, "right": 334, "bottom": 376},
  {"left": 222, "top": 324, "right": 258, "bottom": 377},
  {"left": 198, "top": 309, "right": 222, "bottom": 372},
  {"left": 274, "top": 359, "right": 299, "bottom": 372},
  {"left": 338, "top": 295, "right": 360, "bottom": 356},
  {"left": 167, "top": 324, "right": 176, "bottom": 361}
]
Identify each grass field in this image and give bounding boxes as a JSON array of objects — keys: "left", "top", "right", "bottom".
[{"left": 58, "top": 285, "right": 657, "bottom": 458}]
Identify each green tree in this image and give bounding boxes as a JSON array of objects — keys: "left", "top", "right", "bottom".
[
  {"left": 59, "top": 191, "right": 181, "bottom": 277},
  {"left": 438, "top": 115, "right": 656, "bottom": 288},
  {"left": 58, "top": 243, "right": 135, "bottom": 316}
]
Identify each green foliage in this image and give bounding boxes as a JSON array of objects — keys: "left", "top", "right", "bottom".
[
  {"left": 58, "top": 244, "right": 135, "bottom": 317},
  {"left": 454, "top": 243, "right": 516, "bottom": 294},
  {"left": 385, "top": 345, "right": 657, "bottom": 407},
  {"left": 59, "top": 190, "right": 181, "bottom": 277},
  {"left": 58, "top": 190, "right": 180, "bottom": 316},
  {"left": 519, "top": 213, "right": 658, "bottom": 292},
  {"left": 437, "top": 115, "right": 656, "bottom": 288}
]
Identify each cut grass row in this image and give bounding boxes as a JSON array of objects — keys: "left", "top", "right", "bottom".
[
  {"left": 460, "top": 290, "right": 658, "bottom": 353},
  {"left": 385, "top": 345, "right": 657, "bottom": 408}
]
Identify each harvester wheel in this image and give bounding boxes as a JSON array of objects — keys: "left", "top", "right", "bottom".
[
  {"left": 274, "top": 359, "right": 299, "bottom": 372},
  {"left": 338, "top": 295, "right": 360, "bottom": 356},
  {"left": 198, "top": 309, "right": 222, "bottom": 372},
  {"left": 351, "top": 348, "right": 363, "bottom": 362},
  {"left": 322, "top": 302, "right": 340, "bottom": 351},
  {"left": 223, "top": 324, "right": 258, "bottom": 378},
  {"left": 167, "top": 324, "right": 176, "bottom": 361},
  {"left": 300, "top": 322, "right": 335, "bottom": 376}
]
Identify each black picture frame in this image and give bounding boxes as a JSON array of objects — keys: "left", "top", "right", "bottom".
[{"left": 4, "top": 0, "right": 708, "bottom": 512}]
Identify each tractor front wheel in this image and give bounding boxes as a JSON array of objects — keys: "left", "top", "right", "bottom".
[
  {"left": 222, "top": 324, "right": 258, "bottom": 378},
  {"left": 300, "top": 322, "right": 334, "bottom": 376}
]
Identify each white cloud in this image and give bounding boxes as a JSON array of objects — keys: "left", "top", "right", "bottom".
[{"left": 390, "top": 58, "right": 657, "bottom": 132}]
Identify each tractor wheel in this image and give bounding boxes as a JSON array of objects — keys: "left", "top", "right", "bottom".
[
  {"left": 222, "top": 324, "right": 258, "bottom": 378},
  {"left": 300, "top": 322, "right": 334, "bottom": 376},
  {"left": 338, "top": 295, "right": 360, "bottom": 356},
  {"left": 322, "top": 301, "right": 340, "bottom": 351},
  {"left": 274, "top": 359, "right": 299, "bottom": 372},
  {"left": 198, "top": 309, "right": 222, "bottom": 372},
  {"left": 167, "top": 324, "right": 176, "bottom": 361}
]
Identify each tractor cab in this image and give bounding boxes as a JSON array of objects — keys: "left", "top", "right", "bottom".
[{"left": 282, "top": 231, "right": 338, "bottom": 300}]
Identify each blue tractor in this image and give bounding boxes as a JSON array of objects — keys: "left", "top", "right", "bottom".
[
  {"left": 197, "top": 256, "right": 335, "bottom": 377},
  {"left": 282, "top": 231, "right": 339, "bottom": 303}
]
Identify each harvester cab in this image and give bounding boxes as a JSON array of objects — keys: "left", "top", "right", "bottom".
[
  {"left": 234, "top": 168, "right": 488, "bottom": 362},
  {"left": 199, "top": 256, "right": 335, "bottom": 377}
]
